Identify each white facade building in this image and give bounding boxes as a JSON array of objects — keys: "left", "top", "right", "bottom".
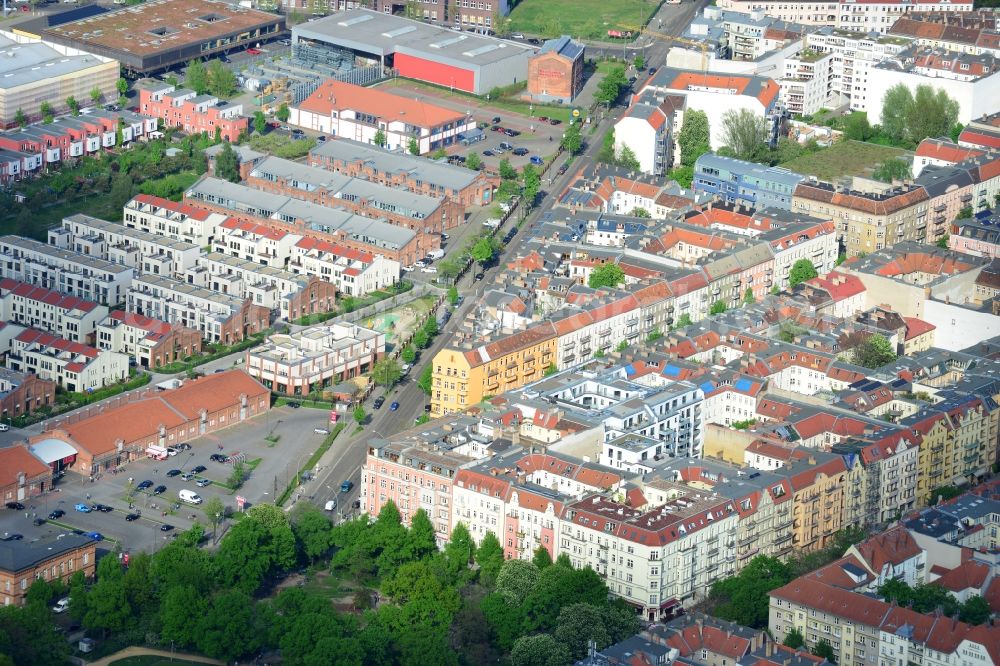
[
  {"left": 779, "top": 49, "right": 835, "bottom": 115},
  {"left": 8, "top": 328, "right": 128, "bottom": 393},
  {"left": 288, "top": 237, "right": 400, "bottom": 297},
  {"left": 806, "top": 28, "right": 912, "bottom": 110},
  {"left": 124, "top": 194, "right": 231, "bottom": 247},
  {"left": 0, "top": 279, "right": 107, "bottom": 345}
]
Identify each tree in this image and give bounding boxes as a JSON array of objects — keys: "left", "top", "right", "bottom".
[
  {"left": 196, "top": 589, "right": 261, "bottom": 661},
  {"left": 466, "top": 152, "right": 481, "bottom": 170},
  {"left": 852, "top": 334, "right": 897, "bottom": 369},
  {"left": 532, "top": 546, "right": 553, "bottom": 570},
  {"left": 444, "top": 522, "right": 475, "bottom": 582},
  {"left": 85, "top": 554, "right": 130, "bottom": 637},
  {"left": 633, "top": 55, "right": 645, "bottom": 70},
  {"left": 720, "top": 109, "right": 768, "bottom": 162},
  {"left": 401, "top": 346, "right": 417, "bottom": 364},
  {"left": 207, "top": 60, "right": 237, "bottom": 97},
  {"left": 475, "top": 531, "right": 504, "bottom": 586},
  {"left": 66, "top": 96, "right": 80, "bottom": 116},
  {"left": 40, "top": 102, "right": 53, "bottom": 124},
  {"left": 499, "top": 158, "right": 517, "bottom": 181},
  {"left": 495, "top": 559, "right": 540, "bottom": 605},
  {"left": 709, "top": 300, "right": 727, "bottom": 315},
  {"left": 708, "top": 555, "right": 792, "bottom": 628},
  {"left": 408, "top": 137, "right": 420, "bottom": 155},
  {"left": 15, "top": 109, "right": 26, "bottom": 128},
  {"left": 353, "top": 405, "right": 366, "bottom": 425},
  {"left": 744, "top": 288, "right": 756, "bottom": 305},
  {"left": 597, "top": 128, "right": 617, "bottom": 164},
  {"left": 617, "top": 145, "right": 640, "bottom": 171},
  {"left": 510, "top": 634, "right": 572, "bottom": 666},
  {"left": 596, "top": 66, "right": 626, "bottom": 106},
  {"left": 405, "top": 509, "right": 437, "bottom": 562},
  {"left": 630, "top": 207, "right": 650, "bottom": 218},
  {"left": 588, "top": 263, "right": 625, "bottom": 289},
  {"left": 842, "top": 112, "right": 873, "bottom": 141},
  {"left": 784, "top": 628, "right": 805, "bottom": 649},
  {"left": 203, "top": 496, "right": 226, "bottom": 539},
  {"left": 956, "top": 205, "right": 973, "bottom": 220},
  {"left": 438, "top": 257, "right": 462, "bottom": 282},
  {"left": 676, "top": 313, "right": 692, "bottom": 328},
  {"left": 523, "top": 163, "right": 541, "bottom": 204},
  {"left": 471, "top": 237, "right": 497, "bottom": 266},
  {"left": 290, "top": 505, "right": 333, "bottom": 562},
  {"left": 544, "top": 363, "right": 558, "bottom": 376},
  {"left": 561, "top": 121, "right": 582, "bottom": 155},
  {"left": 958, "top": 595, "right": 990, "bottom": 625},
  {"left": 373, "top": 129, "right": 387, "bottom": 147},
  {"left": 417, "top": 365, "right": 433, "bottom": 395},
  {"left": 677, "top": 109, "right": 711, "bottom": 167},
  {"left": 215, "top": 143, "right": 241, "bottom": 183},
  {"left": 185, "top": 59, "right": 209, "bottom": 94},
  {"left": 109, "top": 174, "right": 134, "bottom": 210},
  {"left": 447, "top": 285, "right": 459, "bottom": 305},
  {"left": 788, "top": 258, "right": 818, "bottom": 287},
  {"left": 227, "top": 461, "right": 248, "bottom": 490},
  {"left": 253, "top": 111, "right": 267, "bottom": 134},
  {"left": 554, "top": 603, "right": 610, "bottom": 661},
  {"left": 880, "top": 84, "right": 913, "bottom": 142},
  {"left": 907, "top": 85, "right": 960, "bottom": 145},
  {"left": 872, "top": 158, "right": 912, "bottom": 183},
  {"left": 812, "top": 639, "right": 836, "bottom": 662},
  {"left": 276, "top": 103, "right": 290, "bottom": 122},
  {"left": 116, "top": 78, "right": 128, "bottom": 96},
  {"left": 0, "top": 603, "right": 70, "bottom": 665},
  {"left": 412, "top": 329, "right": 430, "bottom": 350},
  {"left": 373, "top": 357, "right": 402, "bottom": 388}
]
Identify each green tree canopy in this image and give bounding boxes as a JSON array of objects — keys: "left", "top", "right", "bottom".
[
  {"left": 851, "top": 333, "right": 897, "bottom": 369},
  {"left": 677, "top": 109, "right": 711, "bottom": 167},
  {"left": 472, "top": 237, "right": 498, "bottom": 265},
  {"left": 617, "top": 145, "right": 640, "bottom": 171},
  {"left": 276, "top": 103, "right": 290, "bottom": 122},
  {"left": 720, "top": 108, "right": 768, "bottom": 162},
  {"left": 588, "top": 262, "right": 625, "bottom": 289},
  {"left": 373, "top": 357, "right": 402, "bottom": 388},
  {"left": 708, "top": 555, "right": 792, "bottom": 628},
  {"left": 466, "top": 152, "right": 482, "bottom": 170},
  {"left": 215, "top": 142, "right": 241, "bottom": 183},
  {"left": 253, "top": 111, "right": 267, "bottom": 134},
  {"left": 784, "top": 627, "right": 805, "bottom": 649},
  {"left": 788, "top": 258, "right": 818, "bottom": 287},
  {"left": 408, "top": 137, "right": 420, "bottom": 155},
  {"left": 561, "top": 121, "right": 583, "bottom": 155},
  {"left": 185, "top": 59, "right": 209, "bottom": 94},
  {"left": 510, "top": 633, "right": 571, "bottom": 666},
  {"left": 418, "top": 365, "right": 433, "bottom": 394},
  {"left": 873, "top": 158, "right": 912, "bottom": 183}
]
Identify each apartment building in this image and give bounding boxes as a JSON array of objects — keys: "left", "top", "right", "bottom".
[
  {"left": 0, "top": 368, "right": 55, "bottom": 420},
  {"left": 868, "top": 47, "right": 1000, "bottom": 124},
  {"left": 127, "top": 274, "right": 270, "bottom": 344},
  {"left": 0, "top": 444, "right": 52, "bottom": 506},
  {"left": 889, "top": 12, "right": 1000, "bottom": 57},
  {"left": 184, "top": 177, "right": 427, "bottom": 266},
  {"left": 912, "top": 138, "right": 985, "bottom": 178},
  {"left": 716, "top": 0, "right": 972, "bottom": 34},
  {"left": 245, "top": 323, "right": 384, "bottom": 395},
  {"left": 123, "top": 194, "right": 231, "bottom": 247},
  {"left": 780, "top": 49, "right": 836, "bottom": 116},
  {"left": 950, "top": 214, "right": 1000, "bottom": 258},
  {"left": 0, "top": 279, "right": 107, "bottom": 345},
  {"left": 0, "top": 533, "right": 95, "bottom": 607},
  {"left": 308, "top": 138, "right": 495, "bottom": 207},
  {"left": 580, "top": 166, "right": 711, "bottom": 220},
  {"left": 51, "top": 214, "right": 201, "bottom": 279},
  {"left": 792, "top": 182, "right": 930, "bottom": 256},
  {"left": 362, "top": 415, "right": 497, "bottom": 545},
  {"left": 0, "top": 235, "right": 133, "bottom": 306},
  {"left": 693, "top": 154, "right": 805, "bottom": 211},
  {"left": 805, "top": 27, "right": 911, "bottom": 110},
  {"left": 187, "top": 252, "right": 337, "bottom": 321},
  {"left": 288, "top": 237, "right": 400, "bottom": 297},
  {"left": 95, "top": 311, "right": 202, "bottom": 369},
  {"left": 244, "top": 156, "right": 465, "bottom": 233},
  {"left": 613, "top": 91, "right": 684, "bottom": 175},
  {"left": 8, "top": 328, "right": 128, "bottom": 393},
  {"left": 290, "top": 80, "right": 476, "bottom": 155},
  {"left": 211, "top": 218, "right": 302, "bottom": 269},
  {"left": 136, "top": 80, "right": 248, "bottom": 141}
]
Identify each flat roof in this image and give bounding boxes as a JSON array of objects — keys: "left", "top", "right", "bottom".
[
  {"left": 0, "top": 42, "right": 113, "bottom": 91},
  {"left": 310, "top": 138, "right": 479, "bottom": 191},
  {"left": 0, "top": 533, "right": 93, "bottom": 574},
  {"left": 41, "top": 0, "right": 283, "bottom": 71},
  {"left": 293, "top": 8, "right": 534, "bottom": 69}
]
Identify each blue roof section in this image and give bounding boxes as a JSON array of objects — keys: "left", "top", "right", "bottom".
[
  {"left": 663, "top": 364, "right": 681, "bottom": 377},
  {"left": 540, "top": 35, "right": 584, "bottom": 61},
  {"left": 624, "top": 363, "right": 636, "bottom": 376},
  {"left": 734, "top": 378, "right": 754, "bottom": 392},
  {"left": 700, "top": 381, "right": 716, "bottom": 394}
]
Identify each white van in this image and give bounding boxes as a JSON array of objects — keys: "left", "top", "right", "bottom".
[
  {"left": 324, "top": 500, "right": 336, "bottom": 511},
  {"left": 178, "top": 489, "right": 202, "bottom": 505},
  {"left": 52, "top": 597, "right": 70, "bottom": 613}
]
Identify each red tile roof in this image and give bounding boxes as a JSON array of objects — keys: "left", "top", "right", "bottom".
[
  {"left": 298, "top": 80, "right": 465, "bottom": 129},
  {"left": 0, "top": 278, "right": 100, "bottom": 314},
  {"left": 0, "top": 446, "right": 51, "bottom": 487},
  {"left": 932, "top": 560, "right": 990, "bottom": 593},
  {"left": 915, "top": 138, "right": 985, "bottom": 164}
]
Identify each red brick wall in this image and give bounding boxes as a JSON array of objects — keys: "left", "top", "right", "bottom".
[
  {"left": 0, "top": 542, "right": 96, "bottom": 606},
  {"left": 284, "top": 277, "right": 338, "bottom": 321},
  {"left": 0, "top": 373, "right": 55, "bottom": 418},
  {"left": 139, "top": 90, "right": 248, "bottom": 142},
  {"left": 528, "top": 52, "right": 583, "bottom": 101},
  {"left": 148, "top": 327, "right": 204, "bottom": 369}
]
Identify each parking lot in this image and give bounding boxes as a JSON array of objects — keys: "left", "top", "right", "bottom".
[{"left": 0, "top": 404, "right": 338, "bottom": 553}]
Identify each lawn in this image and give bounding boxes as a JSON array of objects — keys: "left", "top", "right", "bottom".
[
  {"left": 507, "top": 0, "right": 659, "bottom": 40},
  {"left": 109, "top": 656, "right": 209, "bottom": 666},
  {"left": 780, "top": 140, "right": 909, "bottom": 181},
  {"left": 377, "top": 79, "right": 574, "bottom": 123}
]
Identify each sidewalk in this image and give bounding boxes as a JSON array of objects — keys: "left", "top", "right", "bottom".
[{"left": 78, "top": 645, "right": 224, "bottom": 666}]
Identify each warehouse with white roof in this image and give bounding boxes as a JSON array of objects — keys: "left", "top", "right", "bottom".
[{"left": 292, "top": 9, "right": 535, "bottom": 95}]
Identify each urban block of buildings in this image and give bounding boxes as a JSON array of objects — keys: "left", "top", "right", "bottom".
[{"left": 136, "top": 80, "right": 248, "bottom": 142}]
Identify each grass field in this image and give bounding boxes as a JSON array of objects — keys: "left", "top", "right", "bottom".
[
  {"left": 507, "top": 0, "right": 659, "bottom": 40},
  {"left": 109, "top": 656, "right": 208, "bottom": 666},
  {"left": 780, "top": 140, "right": 909, "bottom": 181},
  {"left": 378, "top": 78, "right": 574, "bottom": 122}
]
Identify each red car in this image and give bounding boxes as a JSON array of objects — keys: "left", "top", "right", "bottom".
[{"left": 246, "top": 48, "right": 262, "bottom": 56}]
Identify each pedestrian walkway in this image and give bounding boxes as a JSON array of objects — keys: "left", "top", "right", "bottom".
[{"left": 79, "top": 645, "right": 224, "bottom": 666}]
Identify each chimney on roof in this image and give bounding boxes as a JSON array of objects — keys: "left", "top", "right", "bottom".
[{"left": 765, "top": 640, "right": 774, "bottom": 657}]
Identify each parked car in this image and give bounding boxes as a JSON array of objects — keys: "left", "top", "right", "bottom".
[
  {"left": 166, "top": 469, "right": 181, "bottom": 477},
  {"left": 97, "top": 504, "right": 113, "bottom": 513},
  {"left": 153, "top": 485, "right": 166, "bottom": 495},
  {"left": 490, "top": 125, "right": 502, "bottom": 132},
  {"left": 482, "top": 150, "right": 495, "bottom": 157},
  {"left": 530, "top": 155, "right": 544, "bottom": 166},
  {"left": 537, "top": 115, "right": 549, "bottom": 123},
  {"left": 499, "top": 141, "right": 513, "bottom": 151},
  {"left": 2, "top": 534, "right": 22, "bottom": 541},
  {"left": 340, "top": 480, "right": 354, "bottom": 493},
  {"left": 648, "top": 67, "right": 657, "bottom": 75},
  {"left": 511, "top": 33, "right": 524, "bottom": 39},
  {"left": 549, "top": 118, "right": 561, "bottom": 125},
  {"left": 165, "top": 447, "right": 178, "bottom": 456},
  {"left": 176, "top": 443, "right": 192, "bottom": 451},
  {"left": 421, "top": 266, "right": 438, "bottom": 273},
  {"left": 491, "top": 115, "right": 501, "bottom": 124},
  {"left": 160, "top": 524, "right": 174, "bottom": 532},
  {"left": 137, "top": 480, "right": 153, "bottom": 490},
  {"left": 414, "top": 259, "right": 427, "bottom": 268},
  {"left": 52, "top": 598, "right": 70, "bottom": 614},
  {"left": 5, "top": 502, "right": 24, "bottom": 511},
  {"left": 503, "top": 128, "right": 520, "bottom": 137},
  {"left": 512, "top": 147, "right": 528, "bottom": 156},
  {"left": 48, "top": 509, "right": 65, "bottom": 520},
  {"left": 192, "top": 465, "right": 207, "bottom": 474},
  {"left": 474, "top": 272, "right": 485, "bottom": 282},
  {"left": 87, "top": 532, "right": 103, "bottom": 542},
  {"left": 0, "top": 424, "right": 8, "bottom": 432},
  {"left": 373, "top": 396, "right": 385, "bottom": 409},
  {"left": 314, "top": 427, "right": 330, "bottom": 435},
  {"left": 286, "top": 401, "right": 300, "bottom": 408},
  {"left": 181, "top": 472, "right": 195, "bottom": 481},
  {"left": 196, "top": 478, "right": 212, "bottom": 487},
  {"left": 209, "top": 454, "right": 227, "bottom": 463},
  {"left": 125, "top": 513, "right": 140, "bottom": 522},
  {"left": 246, "top": 47, "right": 262, "bottom": 55},
  {"left": 390, "top": 401, "right": 400, "bottom": 411},
  {"left": 557, "top": 164, "right": 568, "bottom": 175},
  {"left": 33, "top": 518, "right": 45, "bottom": 526}
]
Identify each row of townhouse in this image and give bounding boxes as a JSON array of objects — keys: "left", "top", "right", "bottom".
[
  {"left": 244, "top": 156, "right": 466, "bottom": 234},
  {"left": 0, "top": 235, "right": 133, "bottom": 307},
  {"left": 0, "top": 111, "right": 159, "bottom": 182},
  {"left": 126, "top": 274, "right": 270, "bottom": 344},
  {"left": 0, "top": 278, "right": 107, "bottom": 345},
  {"left": 135, "top": 81, "right": 247, "bottom": 142},
  {"left": 716, "top": 0, "right": 972, "bottom": 35},
  {"left": 96, "top": 311, "right": 203, "bottom": 370},
  {"left": 123, "top": 195, "right": 232, "bottom": 247},
  {"left": 8, "top": 328, "right": 128, "bottom": 393}
]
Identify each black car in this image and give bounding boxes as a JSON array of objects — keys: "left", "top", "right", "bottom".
[
  {"left": 503, "top": 128, "right": 520, "bottom": 137},
  {"left": 137, "top": 480, "right": 153, "bottom": 490},
  {"left": 210, "top": 454, "right": 228, "bottom": 463},
  {"left": 5, "top": 502, "right": 24, "bottom": 511},
  {"left": 3, "top": 534, "right": 23, "bottom": 541},
  {"left": 512, "top": 147, "right": 528, "bottom": 156},
  {"left": 286, "top": 401, "right": 300, "bottom": 409},
  {"left": 48, "top": 509, "right": 65, "bottom": 520},
  {"left": 474, "top": 272, "right": 485, "bottom": 282},
  {"left": 489, "top": 125, "right": 502, "bottom": 132},
  {"left": 549, "top": 118, "right": 561, "bottom": 126},
  {"left": 424, "top": 404, "right": 433, "bottom": 413},
  {"left": 482, "top": 149, "right": 495, "bottom": 157},
  {"left": 33, "top": 518, "right": 45, "bottom": 526},
  {"left": 125, "top": 513, "right": 140, "bottom": 522},
  {"left": 557, "top": 164, "right": 568, "bottom": 175},
  {"left": 192, "top": 465, "right": 207, "bottom": 474},
  {"left": 160, "top": 524, "right": 174, "bottom": 532},
  {"left": 373, "top": 396, "right": 386, "bottom": 409},
  {"left": 491, "top": 115, "right": 501, "bottom": 124},
  {"left": 648, "top": 67, "right": 657, "bottom": 75},
  {"left": 176, "top": 443, "right": 192, "bottom": 451},
  {"left": 153, "top": 485, "right": 166, "bottom": 495},
  {"left": 166, "top": 469, "right": 181, "bottom": 477},
  {"left": 95, "top": 504, "right": 113, "bottom": 513}
]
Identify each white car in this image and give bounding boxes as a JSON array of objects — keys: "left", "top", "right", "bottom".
[
  {"left": 0, "top": 424, "right": 8, "bottom": 432},
  {"left": 421, "top": 266, "right": 438, "bottom": 273},
  {"left": 52, "top": 598, "right": 70, "bottom": 613},
  {"left": 165, "top": 447, "right": 178, "bottom": 456},
  {"left": 414, "top": 260, "right": 428, "bottom": 268}
]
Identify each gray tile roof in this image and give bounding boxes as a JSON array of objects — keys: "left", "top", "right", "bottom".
[{"left": 0, "top": 533, "right": 93, "bottom": 573}]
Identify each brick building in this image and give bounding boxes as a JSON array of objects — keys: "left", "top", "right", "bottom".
[
  {"left": 0, "top": 445, "right": 52, "bottom": 505},
  {"left": 34, "top": 370, "right": 270, "bottom": 475},
  {"left": 0, "top": 534, "right": 95, "bottom": 606},
  {"left": 0, "top": 368, "right": 55, "bottom": 421},
  {"left": 528, "top": 36, "right": 585, "bottom": 104},
  {"left": 136, "top": 80, "right": 248, "bottom": 142},
  {"left": 96, "top": 311, "right": 203, "bottom": 369}
]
